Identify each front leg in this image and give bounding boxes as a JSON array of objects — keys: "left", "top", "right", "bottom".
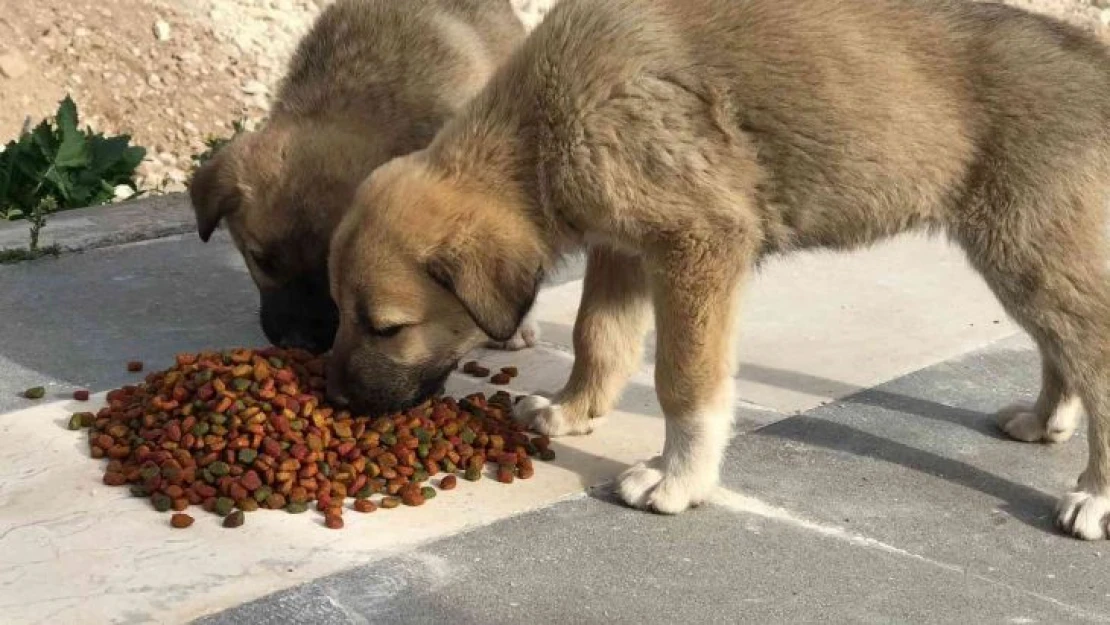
[
  {"left": 515, "top": 246, "right": 651, "bottom": 435},
  {"left": 485, "top": 310, "right": 541, "bottom": 351},
  {"left": 617, "top": 238, "right": 749, "bottom": 514}
]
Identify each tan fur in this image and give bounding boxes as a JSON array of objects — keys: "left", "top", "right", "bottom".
[
  {"left": 329, "top": 0, "right": 1110, "bottom": 539},
  {"left": 188, "top": 0, "right": 526, "bottom": 352}
]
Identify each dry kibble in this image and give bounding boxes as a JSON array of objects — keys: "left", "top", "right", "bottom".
[
  {"left": 497, "top": 467, "right": 514, "bottom": 484},
  {"left": 73, "top": 389, "right": 90, "bottom": 401},
  {"left": 324, "top": 514, "right": 344, "bottom": 529},
  {"left": 223, "top": 510, "right": 245, "bottom": 528},
  {"left": 489, "top": 373, "right": 511, "bottom": 385},
  {"left": 170, "top": 513, "right": 194, "bottom": 528},
  {"left": 83, "top": 347, "right": 548, "bottom": 529},
  {"left": 126, "top": 361, "right": 144, "bottom": 372},
  {"left": 22, "top": 386, "right": 45, "bottom": 399}
]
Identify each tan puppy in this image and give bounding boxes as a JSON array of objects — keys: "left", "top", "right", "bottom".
[
  {"left": 188, "top": 0, "right": 534, "bottom": 353},
  {"left": 328, "top": 0, "right": 1110, "bottom": 540}
]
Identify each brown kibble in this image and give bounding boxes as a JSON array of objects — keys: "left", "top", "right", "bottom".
[
  {"left": 324, "top": 514, "right": 344, "bottom": 529},
  {"left": 354, "top": 499, "right": 377, "bottom": 513},
  {"left": 497, "top": 467, "right": 514, "bottom": 484},
  {"left": 170, "top": 513, "right": 194, "bottom": 528},
  {"left": 127, "top": 361, "right": 144, "bottom": 372},
  {"left": 223, "top": 510, "right": 246, "bottom": 528},
  {"left": 500, "top": 367, "right": 519, "bottom": 378},
  {"left": 73, "top": 389, "right": 90, "bottom": 401},
  {"left": 381, "top": 496, "right": 401, "bottom": 509},
  {"left": 490, "top": 373, "right": 512, "bottom": 385},
  {"left": 439, "top": 475, "right": 457, "bottom": 491}
]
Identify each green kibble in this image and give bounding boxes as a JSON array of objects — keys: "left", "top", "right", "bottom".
[
  {"left": 253, "top": 486, "right": 273, "bottom": 503},
  {"left": 381, "top": 433, "right": 397, "bottom": 446},
  {"left": 67, "top": 413, "right": 84, "bottom": 430},
  {"left": 290, "top": 419, "right": 305, "bottom": 431},
  {"left": 318, "top": 462, "right": 331, "bottom": 478},
  {"left": 260, "top": 402, "right": 273, "bottom": 413},
  {"left": 443, "top": 459, "right": 457, "bottom": 473},
  {"left": 412, "top": 469, "right": 429, "bottom": 483},
  {"left": 23, "top": 386, "right": 45, "bottom": 399},
  {"left": 460, "top": 429, "right": 476, "bottom": 445},
  {"left": 195, "top": 370, "right": 213, "bottom": 384},
  {"left": 208, "top": 461, "right": 230, "bottom": 477},
  {"left": 231, "top": 378, "right": 251, "bottom": 392},
  {"left": 202, "top": 469, "right": 216, "bottom": 484},
  {"left": 233, "top": 400, "right": 246, "bottom": 413},
  {"left": 464, "top": 466, "right": 482, "bottom": 482},
  {"left": 355, "top": 486, "right": 374, "bottom": 499},
  {"left": 417, "top": 444, "right": 430, "bottom": 459},
  {"left": 268, "top": 357, "right": 285, "bottom": 369},
  {"left": 280, "top": 440, "right": 291, "bottom": 450},
  {"left": 237, "top": 449, "right": 258, "bottom": 465},
  {"left": 214, "top": 497, "right": 235, "bottom": 516},
  {"left": 222, "top": 510, "right": 246, "bottom": 528},
  {"left": 420, "top": 486, "right": 436, "bottom": 500},
  {"left": 191, "top": 422, "right": 210, "bottom": 437},
  {"left": 414, "top": 428, "right": 431, "bottom": 444},
  {"left": 140, "top": 466, "right": 160, "bottom": 481},
  {"left": 151, "top": 494, "right": 172, "bottom": 512},
  {"left": 79, "top": 412, "right": 96, "bottom": 428},
  {"left": 540, "top": 449, "right": 557, "bottom": 461},
  {"left": 209, "top": 414, "right": 227, "bottom": 426},
  {"left": 285, "top": 502, "right": 309, "bottom": 514},
  {"left": 130, "top": 485, "right": 149, "bottom": 497}
]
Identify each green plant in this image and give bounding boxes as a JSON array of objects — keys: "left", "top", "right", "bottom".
[
  {"left": 192, "top": 119, "right": 249, "bottom": 171},
  {"left": 0, "top": 96, "right": 146, "bottom": 222},
  {"left": 0, "top": 196, "right": 60, "bottom": 264}
]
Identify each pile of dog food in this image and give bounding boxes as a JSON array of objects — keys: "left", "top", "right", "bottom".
[{"left": 67, "top": 347, "right": 553, "bottom": 529}]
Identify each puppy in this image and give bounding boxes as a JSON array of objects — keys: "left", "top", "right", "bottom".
[
  {"left": 188, "top": 0, "right": 535, "bottom": 353},
  {"left": 328, "top": 0, "right": 1110, "bottom": 540}
]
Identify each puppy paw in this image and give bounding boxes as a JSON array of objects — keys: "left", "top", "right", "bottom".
[
  {"left": 616, "top": 456, "right": 716, "bottom": 515},
  {"left": 513, "top": 395, "right": 593, "bottom": 436},
  {"left": 996, "top": 398, "right": 1080, "bottom": 443},
  {"left": 486, "top": 318, "right": 540, "bottom": 351},
  {"left": 1056, "top": 488, "right": 1110, "bottom": 540}
]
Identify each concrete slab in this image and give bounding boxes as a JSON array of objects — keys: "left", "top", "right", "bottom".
[
  {"left": 0, "top": 226, "right": 1056, "bottom": 624},
  {"left": 197, "top": 336, "right": 1109, "bottom": 625},
  {"left": 0, "top": 193, "right": 194, "bottom": 254}
]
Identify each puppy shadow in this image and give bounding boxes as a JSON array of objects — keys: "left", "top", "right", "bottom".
[{"left": 753, "top": 416, "right": 1060, "bottom": 534}]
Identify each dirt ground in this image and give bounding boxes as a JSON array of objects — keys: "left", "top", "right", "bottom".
[{"left": 0, "top": 0, "right": 1106, "bottom": 194}]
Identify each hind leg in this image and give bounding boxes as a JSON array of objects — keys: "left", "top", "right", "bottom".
[
  {"left": 961, "top": 198, "right": 1110, "bottom": 539},
  {"left": 996, "top": 353, "right": 1083, "bottom": 443}
]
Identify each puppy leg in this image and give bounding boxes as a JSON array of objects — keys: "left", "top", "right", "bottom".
[
  {"left": 515, "top": 246, "right": 651, "bottom": 435},
  {"left": 960, "top": 195, "right": 1110, "bottom": 539},
  {"left": 996, "top": 354, "right": 1082, "bottom": 443},
  {"left": 617, "top": 239, "right": 748, "bottom": 514},
  {"left": 485, "top": 310, "right": 541, "bottom": 351}
]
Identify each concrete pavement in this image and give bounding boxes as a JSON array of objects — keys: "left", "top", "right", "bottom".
[{"left": 2, "top": 194, "right": 1106, "bottom": 624}]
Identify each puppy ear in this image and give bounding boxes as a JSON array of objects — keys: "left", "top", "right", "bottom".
[
  {"left": 188, "top": 147, "right": 243, "bottom": 243},
  {"left": 426, "top": 243, "right": 543, "bottom": 342}
]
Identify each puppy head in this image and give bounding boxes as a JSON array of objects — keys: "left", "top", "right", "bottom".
[
  {"left": 189, "top": 123, "right": 375, "bottom": 353},
  {"left": 327, "top": 154, "right": 545, "bottom": 415}
]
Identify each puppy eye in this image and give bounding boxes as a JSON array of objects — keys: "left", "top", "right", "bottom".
[{"left": 371, "top": 324, "right": 406, "bottom": 338}]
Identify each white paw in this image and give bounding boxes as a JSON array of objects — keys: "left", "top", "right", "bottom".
[
  {"left": 512, "top": 395, "right": 593, "bottom": 436},
  {"left": 616, "top": 456, "right": 715, "bottom": 515},
  {"left": 1056, "top": 488, "right": 1110, "bottom": 540},
  {"left": 486, "top": 317, "right": 540, "bottom": 351},
  {"left": 996, "top": 397, "right": 1081, "bottom": 443}
]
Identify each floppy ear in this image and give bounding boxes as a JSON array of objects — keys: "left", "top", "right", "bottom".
[
  {"left": 426, "top": 242, "right": 544, "bottom": 342},
  {"left": 188, "top": 148, "right": 243, "bottom": 242}
]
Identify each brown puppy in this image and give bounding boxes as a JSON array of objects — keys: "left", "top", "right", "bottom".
[
  {"left": 328, "top": 0, "right": 1110, "bottom": 540},
  {"left": 188, "top": 0, "right": 533, "bottom": 353}
]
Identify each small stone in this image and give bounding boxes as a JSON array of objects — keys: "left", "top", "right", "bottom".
[
  {"left": 153, "top": 20, "right": 171, "bottom": 42},
  {"left": 1101, "top": 9, "right": 1110, "bottom": 27},
  {"left": 0, "top": 52, "right": 29, "bottom": 79},
  {"left": 113, "top": 185, "right": 135, "bottom": 201},
  {"left": 241, "top": 80, "right": 268, "bottom": 95}
]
